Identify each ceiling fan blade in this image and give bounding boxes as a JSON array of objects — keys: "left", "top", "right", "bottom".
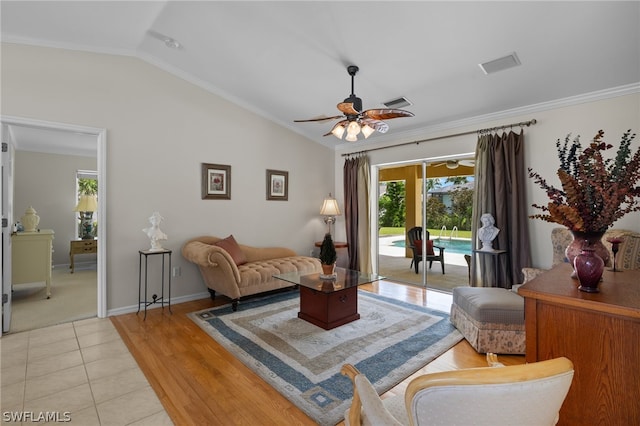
[
  {"left": 294, "top": 115, "right": 344, "bottom": 123},
  {"left": 323, "top": 120, "right": 349, "bottom": 137},
  {"left": 337, "top": 102, "right": 360, "bottom": 115},
  {"left": 430, "top": 160, "right": 458, "bottom": 168},
  {"left": 429, "top": 159, "right": 475, "bottom": 169},
  {"left": 361, "top": 118, "right": 389, "bottom": 134},
  {"left": 362, "top": 108, "right": 414, "bottom": 121}
]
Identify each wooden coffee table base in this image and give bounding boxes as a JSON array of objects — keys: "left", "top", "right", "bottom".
[{"left": 298, "top": 285, "right": 359, "bottom": 330}]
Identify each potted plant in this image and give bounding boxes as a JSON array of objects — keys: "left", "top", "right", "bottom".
[
  {"left": 528, "top": 129, "right": 640, "bottom": 282},
  {"left": 319, "top": 232, "right": 337, "bottom": 278}
]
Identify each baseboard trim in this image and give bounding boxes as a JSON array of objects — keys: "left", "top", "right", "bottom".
[{"left": 106, "top": 291, "right": 210, "bottom": 317}]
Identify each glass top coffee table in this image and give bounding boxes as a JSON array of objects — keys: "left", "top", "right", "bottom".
[{"left": 274, "top": 267, "right": 384, "bottom": 330}]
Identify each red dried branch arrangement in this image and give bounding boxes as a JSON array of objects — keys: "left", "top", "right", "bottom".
[{"left": 528, "top": 130, "right": 640, "bottom": 232}]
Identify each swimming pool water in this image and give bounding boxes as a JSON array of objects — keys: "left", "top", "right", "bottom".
[{"left": 392, "top": 238, "right": 472, "bottom": 255}]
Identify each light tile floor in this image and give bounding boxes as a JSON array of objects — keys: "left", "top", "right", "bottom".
[{"left": 1, "top": 317, "right": 173, "bottom": 425}]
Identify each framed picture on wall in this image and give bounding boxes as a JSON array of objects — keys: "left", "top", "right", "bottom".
[
  {"left": 202, "top": 163, "right": 231, "bottom": 200},
  {"left": 266, "top": 169, "right": 288, "bottom": 201}
]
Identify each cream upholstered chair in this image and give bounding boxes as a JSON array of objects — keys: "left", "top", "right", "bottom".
[{"left": 340, "top": 357, "right": 574, "bottom": 426}]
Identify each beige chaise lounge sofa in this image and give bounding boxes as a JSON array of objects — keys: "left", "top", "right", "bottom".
[{"left": 182, "top": 235, "right": 321, "bottom": 311}]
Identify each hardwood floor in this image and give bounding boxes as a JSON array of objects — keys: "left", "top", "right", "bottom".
[{"left": 111, "top": 280, "right": 525, "bottom": 425}]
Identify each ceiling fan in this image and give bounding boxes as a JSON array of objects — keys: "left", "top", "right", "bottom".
[
  {"left": 431, "top": 159, "right": 476, "bottom": 169},
  {"left": 294, "top": 65, "right": 414, "bottom": 142}
]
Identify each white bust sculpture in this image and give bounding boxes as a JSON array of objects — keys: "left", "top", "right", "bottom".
[
  {"left": 143, "top": 211, "right": 168, "bottom": 251},
  {"left": 478, "top": 213, "right": 500, "bottom": 251}
]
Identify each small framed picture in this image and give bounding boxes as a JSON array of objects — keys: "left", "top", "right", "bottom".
[
  {"left": 266, "top": 169, "right": 288, "bottom": 201},
  {"left": 202, "top": 163, "right": 231, "bottom": 200}
]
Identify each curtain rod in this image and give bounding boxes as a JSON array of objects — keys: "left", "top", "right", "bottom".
[{"left": 341, "top": 118, "right": 537, "bottom": 157}]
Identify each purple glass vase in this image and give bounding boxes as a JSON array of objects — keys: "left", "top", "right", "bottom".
[
  {"left": 574, "top": 248, "right": 605, "bottom": 293},
  {"left": 565, "top": 230, "right": 610, "bottom": 278}
]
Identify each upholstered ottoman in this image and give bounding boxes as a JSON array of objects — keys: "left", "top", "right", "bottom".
[{"left": 450, "top": 287, "right": 525, "bottom": 354}]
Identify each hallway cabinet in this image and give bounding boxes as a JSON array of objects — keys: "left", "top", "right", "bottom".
[{"left": 12, "top": 230, "right": 55, "bottom": 298}]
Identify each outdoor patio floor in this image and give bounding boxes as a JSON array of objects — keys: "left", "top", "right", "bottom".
[{"left": 378, "top": 235, "right": 471, "bottom": 293}]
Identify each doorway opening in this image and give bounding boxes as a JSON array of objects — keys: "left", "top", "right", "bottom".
[{"left": 1, "top": 116, "right": 106, "bottom": 334}]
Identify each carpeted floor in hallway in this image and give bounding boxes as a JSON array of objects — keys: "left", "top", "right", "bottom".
[{"left": 9, "top": 267, "right": 97, "bottom": 333}]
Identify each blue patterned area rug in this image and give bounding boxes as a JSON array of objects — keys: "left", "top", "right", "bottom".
[{"left": 189, "top": 290, "right": 462, "bottom": 426}]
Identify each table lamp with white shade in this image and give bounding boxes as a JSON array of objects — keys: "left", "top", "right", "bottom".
[
  {"left": 74, "top": 195, "right": 97, "bottom": 239},
  {"left": 320, "top": 193, "right": 341, "bottom": 236}
]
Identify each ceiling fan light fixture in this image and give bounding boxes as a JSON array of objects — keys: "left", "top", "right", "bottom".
[
  {"left": 347, "top": 121, "right": 361, "bottom": 136},
  {"left": 446, "top": 160, "right": 458, "bottom": 169},
  {"left": 331, "top": 124, "right": 346, "bottom": 139},
  {"left": 294, "top": 64, "right": 413, "bottom": 142},
  {"left": 361, "top": 124, "right": 375, "bottom": 139}
]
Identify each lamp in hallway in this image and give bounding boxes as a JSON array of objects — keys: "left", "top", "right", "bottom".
[
  {"left": 320, "top": 193, "right": 341, "bottom": 236},
  {"left": 74, "top": 195, "right": 97, "bottom": 239}
]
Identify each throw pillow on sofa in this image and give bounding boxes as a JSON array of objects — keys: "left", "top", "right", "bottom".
[{"left": 215, "top": 235, "right": 247, "bottom": 265}]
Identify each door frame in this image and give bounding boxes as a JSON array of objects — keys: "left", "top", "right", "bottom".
[
  {"left": 2, "top": 126, "right": 14, "bottom": 332},
  {"left": 1, "top": 115, "right": 107, "bottom": 330}
]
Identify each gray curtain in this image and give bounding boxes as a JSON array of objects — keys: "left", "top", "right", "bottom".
[
  {"left": 471, "top": 130, "right": 531, "bottom": 287},
  {"left": 343, "top": 155, "right": 371, "bottom": 272}
]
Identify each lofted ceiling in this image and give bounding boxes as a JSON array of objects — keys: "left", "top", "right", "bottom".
[{"left": 1, "top": 1, "right": 639, "bottom": 153}]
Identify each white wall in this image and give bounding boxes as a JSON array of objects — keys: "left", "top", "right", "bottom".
[
  {"left": 334, "top": 93, "right": 640, "bottom": 270},
  {"left": 13, "top": 151, "right": 97, "bottom": 265},
  {"left": 1, "top": 43, "right": 334, "bottom": 312}
]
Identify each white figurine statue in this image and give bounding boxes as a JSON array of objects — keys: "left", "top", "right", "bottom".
[
  {"left": 143, "top": 212, "right": 168, "bottom": 251},
  {"left": 478, "top": 213, "right": 500, "bottom": 251}
]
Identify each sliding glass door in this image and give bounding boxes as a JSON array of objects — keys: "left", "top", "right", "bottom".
[{"left": 376, "top": 158, "right": 475, "bottom": 292}]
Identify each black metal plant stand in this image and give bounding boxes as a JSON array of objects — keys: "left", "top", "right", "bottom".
[{"left": 138, "top": 249, "right": 172, "bottom": 319}]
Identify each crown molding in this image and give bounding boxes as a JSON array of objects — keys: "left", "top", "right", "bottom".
[{"left": 1, "top": 37, "right": 137, "bottom": 58}]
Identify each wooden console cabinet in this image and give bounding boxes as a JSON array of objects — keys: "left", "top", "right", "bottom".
[
  {"left": 12, "top": 230, "right": 55, "bottom": 298},
  {"left": 518, "top": 264, "right": 640, "bottom": 425}
]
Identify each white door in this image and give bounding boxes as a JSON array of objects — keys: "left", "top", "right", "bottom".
[{"left": 1, "top": 127, "right": 14, "bottom": 333}]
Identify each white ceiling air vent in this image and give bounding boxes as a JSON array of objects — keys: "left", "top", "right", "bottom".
[
  {"left": 383, "top": 97, "right": 412, "bottom": 109},
  {"left": 479, "top": 52, "right": 521, "bottom": 75}
]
